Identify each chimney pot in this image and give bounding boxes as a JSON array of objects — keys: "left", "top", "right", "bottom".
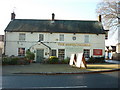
[
  {"left": 11, "top": 12, "right": 16, "bottom": 20},
  {"left": 52, "top": 13, "right": 55, "bottom": 21},
  {"left": 98, "top": 15, "right": 101, "bottom": 22}
]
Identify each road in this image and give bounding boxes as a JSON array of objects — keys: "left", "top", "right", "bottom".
[{"left": 2, "top": 71, "right": 120, "bottom": 89}]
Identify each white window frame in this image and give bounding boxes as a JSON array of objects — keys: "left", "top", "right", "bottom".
[
  {"left": 83, "top": 49, "right": 90, "bottom": 58},
  {"left": 18, "top": 48, "right": 25, "bottom": 56},
  {"left": 51, "top": 49, "right": 57, "bottom": 56},
  {"left": 84, "top": 35, "right": 89, "bottom": 43},
  {"left": 59, "top": 34, "right": 64, "bottom": 41},
  {"left": 58, "top": 49, "right": 65, "bottom": 60},
  {"left": 39, "top": 34, "right": 44, "bottom": 41},
  {"left": 19, "top": 33, "right": 26, "bottom": 41}
]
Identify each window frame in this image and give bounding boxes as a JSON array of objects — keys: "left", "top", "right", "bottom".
[
  {"left": 39, "top": 34, "right": 44, "bottom": 41},
  {"left": 59, "top": 34, "right": 64, "bottom": 41},
  {"left": 19, "top": 33, "right": 26, "bottom": 41},
  {"left": 58, "top": 49, "right": 65, "bottom": 60},
  {"left": 84, "top": 35, "right": 89, "bottom": 43},
  {"left": 18, "top": 48, "right": 25, "bottom": 56},
  {"left": 51, "top": 49, "right": 57, "bottom": 56},
  {"left": 83, "top": 49, "right": 90, "bottom": 58}
]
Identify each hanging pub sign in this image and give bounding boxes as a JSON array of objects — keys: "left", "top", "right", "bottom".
[{"left": 93, "top": 49, "right": 102, "bottom": 55}]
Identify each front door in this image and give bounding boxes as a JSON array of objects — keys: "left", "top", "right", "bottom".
[{"left": 36, "top": 49, "right": 44, "bottom": 63}]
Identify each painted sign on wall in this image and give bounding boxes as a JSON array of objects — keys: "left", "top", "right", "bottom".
[{"left": 93, "top": 49, "right": 102, "bottom": 55}]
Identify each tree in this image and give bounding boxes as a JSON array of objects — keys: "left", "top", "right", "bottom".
[{"left": 96, "top": 0, "right": 120, "bottom": 30}]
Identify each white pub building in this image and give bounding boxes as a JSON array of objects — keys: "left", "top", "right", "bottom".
[{"left": 4, "top": 13, "right": 105, "bottom": 62}]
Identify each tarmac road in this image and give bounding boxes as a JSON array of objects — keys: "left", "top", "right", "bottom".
[{"left": 2, "top": 71, "right": 120, "bottom": 89}]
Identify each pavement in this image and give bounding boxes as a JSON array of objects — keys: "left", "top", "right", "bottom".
[{"left": 2, "top": 62, "right": 120, "bottom": 75}]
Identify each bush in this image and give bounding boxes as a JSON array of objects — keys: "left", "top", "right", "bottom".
[
  {"left": 86, "top": 56, "right": 105, "bottom": 64},
  {"left": 26, "top": 49, "right": 35, "bottom": 60},
  {"left": 2, "top": 56, "right": 30, "bottom": 65},
  {"left": 60, "top": 58, "right": 70, "bottom": 64},
  {"left": 47, "top": 56, "right": 59, "bottom": 64},
  {"left": 2, "top": 57, "right": 11, "bottom": 65},
  {"left": 9, "top": 57, "right": 19, "bottom": 65}
]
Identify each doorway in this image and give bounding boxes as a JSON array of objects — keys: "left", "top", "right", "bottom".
[{"left": 36, "top": 49, "right": 44, "bottom": 63}]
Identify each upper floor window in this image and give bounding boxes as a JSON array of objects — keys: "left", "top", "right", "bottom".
[
  {"left": 19, "top": 33, "right": 26, "bottom": 41},
  {"left": 105, "top": 30, "right": 109, "bottom": 40},
  {"left": 39, "top": 34, "right": 44, "bottom": 41},
  {"left": 59, "top": 34, "right": 64, "bottom": 41},
  {"left": 84, "top": 35, "right": 89, "bottom": 43}
]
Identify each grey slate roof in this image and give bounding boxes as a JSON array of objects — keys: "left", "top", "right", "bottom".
[{"left": 5, "top": 19, "right": 105, "bottom": 34}]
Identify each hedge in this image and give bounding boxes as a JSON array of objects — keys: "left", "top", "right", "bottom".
[{"left": 86, "top": 56, "right": 105, "bottom": 64}]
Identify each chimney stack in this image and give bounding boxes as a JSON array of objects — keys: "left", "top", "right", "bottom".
[
  {"left": 52, "top": 13, "right": 55, "bottom": 21},
  {"left": 11, "top": 12, "right": 16, "bottom": 20},
  {"left": 98, "top": 15, "right": 101, "bottom": 22}
]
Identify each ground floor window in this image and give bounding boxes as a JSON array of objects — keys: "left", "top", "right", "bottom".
[
  {"left": 51, "top": 49, "right": 57, "bottom": 56},
  {"left": 83, "top": 49, "right": 90, "bottom": 58},
  {"left": 58, "top": 49, "right": 65, "bottom": 60},
  {"left": 18, "top": 48, "right": 25, "bottom": 56}
]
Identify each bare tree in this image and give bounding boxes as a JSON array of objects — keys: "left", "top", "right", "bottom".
[{"left": 96, "top": 0, "right": 120, "bottom": 30}]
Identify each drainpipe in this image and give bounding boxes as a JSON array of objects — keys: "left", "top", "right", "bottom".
[{"left": 4, "top": 30, "right": 7, "bottom": 55}]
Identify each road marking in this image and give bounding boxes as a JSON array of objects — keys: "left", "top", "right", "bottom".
[{"left": 2, "top": 86, "right": 88, "bottom": 89}]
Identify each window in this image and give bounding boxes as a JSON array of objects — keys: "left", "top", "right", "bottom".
[
  {"left": 59, "top": 34, "right": 64, "bottom": 41},
  {"left": 39, "top": 34, "right": 44, "bottom": 41},
  {"left": 51, "top": 50, "right": 57, "bottom": 56},
  {"left": 18, "top": 48, "right": 25, "bottom": 56},
  {"left": 83, "top": 49, "right": 90, "bottom": 58},
  {"left": 19, "top": 33, "right": 25, "bottom": 41},
  {"left": 84, "top": 35, "right": 89, "bottom": 43},
  {"left": 105, "top": 30, "right": 109, "bottom": 40},
  {"left": 58, "top": 49, "right": 65, "bottom": 60}
]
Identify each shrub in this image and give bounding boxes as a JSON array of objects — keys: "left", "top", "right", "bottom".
[
  {"left": 2, "top": 57, "right": 11, "bottom": 65},
  {"left": 60, "top": 58, "right": 70, "bottom": 64},
  {"left": 9, "top": 57, "right": 19, "bottom": 65},
  {"left": 26, "top": 49, "right": 35, "bottom": 60},
  {"left": 2, "top": 56, "right": 30, "bottom": 65},
  {"left": 86, "top": 56, "right": 105, "bottom": 64},
  {"left": 47, "top": 56, "right": 59, "bottom": 64}
]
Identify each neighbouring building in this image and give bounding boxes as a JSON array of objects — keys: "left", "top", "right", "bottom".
[
  {"left": 0, "top": 35, "right": 4, "bottom": 54},
  {"left": 105, "top": 1, "right": 120, "bottom": 60},
  {"left": 4, "top": 13, "right": 105, "bottom": 62}
]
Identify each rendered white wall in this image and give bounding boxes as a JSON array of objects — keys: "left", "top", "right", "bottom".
[{"left": 5, "top": 32, "right": 105, "bottom": 59}]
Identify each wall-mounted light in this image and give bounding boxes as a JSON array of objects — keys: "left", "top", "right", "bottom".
[{"left": 38, "top": 40, "right": 41, "bottom": 45}]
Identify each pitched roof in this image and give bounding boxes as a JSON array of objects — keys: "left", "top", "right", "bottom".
[{"left": 5, "top": 19, "right": 105, "bottom": 34}]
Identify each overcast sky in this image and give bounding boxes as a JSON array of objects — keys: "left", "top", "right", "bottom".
[{"left": 0, "top": 0, "right": 101, "bottom": 35}]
